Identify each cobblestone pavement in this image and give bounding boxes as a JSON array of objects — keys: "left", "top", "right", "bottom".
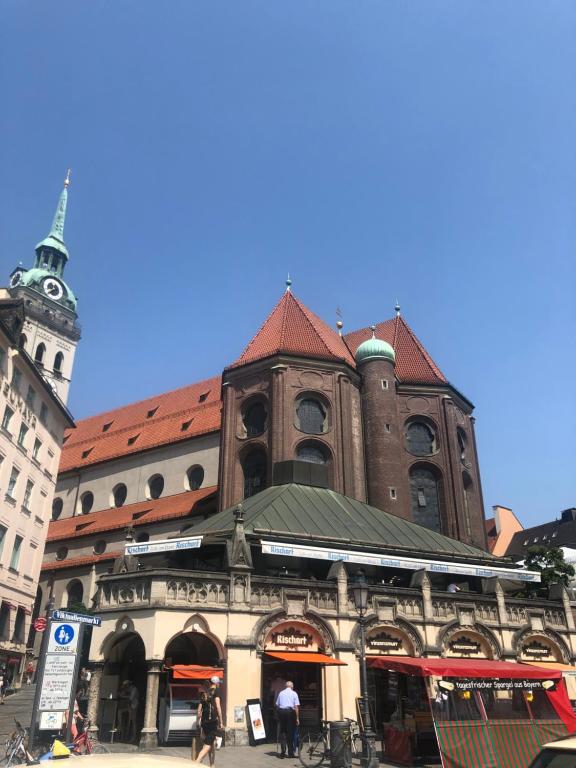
[{"left": 0, "top": 687, "right": 412, "bottom": 767}]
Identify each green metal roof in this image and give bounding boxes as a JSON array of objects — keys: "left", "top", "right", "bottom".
[
  {"left": 355, "top": 335, "right": 395, "bottom": 365},
  {"left": 192, "top": 484, "right": 496, "bottom": 563}
]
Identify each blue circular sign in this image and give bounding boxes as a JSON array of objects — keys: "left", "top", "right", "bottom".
[{"left": 54, "top": 623, "right": 75, "bottom": 645}]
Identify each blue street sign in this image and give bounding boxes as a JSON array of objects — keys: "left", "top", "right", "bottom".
[{"left": 52, "top": 609, "right": 102, "bottom": 627}]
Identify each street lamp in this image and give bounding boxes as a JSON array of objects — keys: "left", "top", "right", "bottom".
[{"left": 351, "top": 569, "right": 379, "bottom": 768}]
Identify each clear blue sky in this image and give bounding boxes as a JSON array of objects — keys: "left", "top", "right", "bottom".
[{"left": 1, "top": 1, "right": 574, "bottom": 528}]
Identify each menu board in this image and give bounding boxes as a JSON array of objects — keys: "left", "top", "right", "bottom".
[{"left": 247, "top": 698, "right": 266, "bottom": 744}]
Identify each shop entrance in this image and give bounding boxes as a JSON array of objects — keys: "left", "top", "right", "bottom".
[
  {"left": 100, "top": 632, "right": 147, "bottom": 744},
  {"left": 262, "top": 657, "right": 323, "bottom": 739},
  {"left": 159, "top": 632, "right": 223, "bottom": 745}
]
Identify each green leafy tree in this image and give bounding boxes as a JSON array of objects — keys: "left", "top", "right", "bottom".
[{"left": 524, "top": 546, "right": 575, "bottom": 588}]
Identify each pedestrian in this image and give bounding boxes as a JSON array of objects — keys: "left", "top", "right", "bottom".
[
  {"left": 275, "top": 681, "right": 300, "bottom": 759},
  {"left": 25, "top": 661, "right": 34, "bottom": 685},
  {"left": 194, "top": 676, "right": 223, "bottom": 765},
  {"left": 0, "top": 665, "right": 5, "bottom": 704}
]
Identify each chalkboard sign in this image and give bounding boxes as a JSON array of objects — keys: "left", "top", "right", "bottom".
[{"left": 246, "top": 698, "right": 267, "bottom": 745}]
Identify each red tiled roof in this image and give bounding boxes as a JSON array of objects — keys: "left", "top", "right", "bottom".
[
  {"left": 41, "top": 551, "right": 121, "bottom": 572},
  {"left": 229, "top": 291, "right": 356, "bottom": 369},
  {"left": 47, "top": 487, "right": 217, "bottom": 543},
  {"left": 60, "top": 376, "right": 222, "bottom": 473},
  {"left": 344, "top": 316, "right": 447, "bottom": 385}
]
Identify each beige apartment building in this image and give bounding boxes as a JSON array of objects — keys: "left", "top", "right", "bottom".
[{"left": 0, "top": 174, "right": 79, "bottom": 687}]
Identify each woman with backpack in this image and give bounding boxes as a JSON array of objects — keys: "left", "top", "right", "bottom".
[{"left": 194, "top": 677, "right": 223, "bottom": 765}]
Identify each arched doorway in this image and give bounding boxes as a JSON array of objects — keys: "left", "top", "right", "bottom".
[
  {"left": 159, "top": 631, "right": 223, "bottom": 745},
  {"left": 101, "top": 633, "right": 146, "bottom": 743}
]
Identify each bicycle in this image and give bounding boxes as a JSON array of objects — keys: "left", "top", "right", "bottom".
[
  {"left": 298, "top": 719, "right": 375, "bottom": 767},
  {"left": 2, "top": 720, "right": 37, "bottom": 766},
  {"left": 69, "top": 720, "right": 109, "bottom": 755}
]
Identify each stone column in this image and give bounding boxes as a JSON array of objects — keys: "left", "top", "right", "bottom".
[
  {"left": 86, "top": 662, "right": 104, "bottom": 735},
  {"left": 139, "top": 660, "right": 163, "bottom": 750}
]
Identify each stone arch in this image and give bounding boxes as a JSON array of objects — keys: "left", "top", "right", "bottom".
[
  {"left": 514, "top": 627, "right": 570, "bottom": 664},
  {"left": 253, "top": 609, "right": 338, "bottom": 655},
  {"left": 439, "top": 621, "right": 501, "bottom": 659},
  {"left": 350, "top": 616, "right": 424, "bottom": 657},
  {"left": 165, "top": 615, "right": 225, "bottom": 663}
]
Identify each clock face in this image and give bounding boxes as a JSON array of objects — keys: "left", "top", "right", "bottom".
[
  {"left": 10, "top": 272, "right": 23, "bottom": 288},
  {"left": 42, "top": 277, "right": 64, "bottom": 300}
]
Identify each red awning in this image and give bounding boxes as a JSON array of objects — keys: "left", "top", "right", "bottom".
[
  {"left": 169, "top": 665, "right": 224, "bottom": 680},
  {"left": 265, "top": 652, "right": 346, "bottom": 666},
  {"left": 367, "top": 656, "right": 563, "bottom": 680}
]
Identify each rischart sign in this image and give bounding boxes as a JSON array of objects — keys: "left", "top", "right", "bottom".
[
  {"left": 271, "top": 628, "right": 312, "bottom": 647},
  {"left": 449, "top": 678, "right": 557, "bottom": 692}
]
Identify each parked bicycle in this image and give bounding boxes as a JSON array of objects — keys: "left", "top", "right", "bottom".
[
  {"left": 68, "top": 720, "right": 109, "bottom": 756},
  {"left": 298, "top": 719, "right": 375, "bottom": 767},
  {"left": 2, "top": 720, "right": 37, "bottom": 767}
]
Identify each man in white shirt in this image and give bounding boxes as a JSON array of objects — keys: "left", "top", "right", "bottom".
[{"left": 275, "top": 681, "right": 300, "bottom": 758}]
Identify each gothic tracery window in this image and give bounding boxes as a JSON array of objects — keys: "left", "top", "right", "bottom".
[{"left": 243, "top": 449, "right": 267, "bottom": 499}]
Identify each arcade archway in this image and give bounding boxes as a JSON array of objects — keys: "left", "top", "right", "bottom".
[{"left": 100, "top": 632, "right": 146, "bottom": 743}]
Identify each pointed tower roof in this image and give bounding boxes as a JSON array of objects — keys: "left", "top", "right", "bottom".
[
  {"left": 35, "top": 170, "right": 71, "bottom": 258},
  {"left": 345, "top": 315, "right": 447, "bottom": 385},
  {"left": 229, "top": 290, "right": 356, "bottom": 369}
]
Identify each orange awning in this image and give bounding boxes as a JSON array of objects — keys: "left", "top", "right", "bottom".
[
  {"left": 265, "top": 651, "right": 346, "bottom": 666},
  {"left": 169, "top": 665, "right": 224, "bottom": 680}
]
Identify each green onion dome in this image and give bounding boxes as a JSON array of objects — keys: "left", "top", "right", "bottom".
[{"left": 355, "top": 327, "right": 395, "bottom": 365}]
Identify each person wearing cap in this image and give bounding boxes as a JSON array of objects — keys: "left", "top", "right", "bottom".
[{"left": 194, "top": 676, "right": 223, "bottom": 765}]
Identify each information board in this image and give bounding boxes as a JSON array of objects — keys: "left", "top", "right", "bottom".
[
  {"left": 39, "top": 654, "right": 77, "bottom": 711},
  {"left": 246, "top": 699, "right": 266, "bottom": 744}
]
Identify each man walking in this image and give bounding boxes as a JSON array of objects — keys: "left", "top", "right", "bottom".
[{"left": 275, "top": 681, "right": 300, "bottom": 759}]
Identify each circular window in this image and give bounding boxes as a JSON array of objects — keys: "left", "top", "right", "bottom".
[
  {"left": 52, "top": 497, "right": 63, "bottom": 520},
  {"left": 297, "top": 443, "right": 328, "bottom": 464},
  {"left": 295, "top": 397, "right": 328, "bottom": 435},
  {"left": 112, "top": 483, "right": 128, "bottom": 508},
  {"left": 80, "top": 491, "right": 94, "bottom": 515},
  {"left": 135, "top": 532, "right": 149, "bottom": 543},
  {"left": 242, "top": 400, "right": 267, "bottom": 437},
  {"left": 56, "top": 546, "right": 68, "bottom": 561},
  {"left": 187, "top": 466, "right": 204, "bottom": 491},
  {"left": 405, "top": 421, "right": 437, "bottom": 457},
  {"left": 147, "top": 474, "right": 164, "bottom": 500},
  {"left": 93, "top": 540, "right": 107, "bottom": 555}
]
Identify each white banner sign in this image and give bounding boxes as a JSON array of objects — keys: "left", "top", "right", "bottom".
[
  {"left": 39, "top": 654, "right": 77, "bottom": 710},
  {"left": 261, "top": 541, "right": 541, "bottom": 582},
  {"left": 125, "top": 535, "right": 202, "bottom": 556},
  {"left": 39, "top": 711, "right": 64, "bottom": 731}
]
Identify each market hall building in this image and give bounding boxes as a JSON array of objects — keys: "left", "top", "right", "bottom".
[{"left": 39, "top": 285, "right": 576, "bottom": 753}]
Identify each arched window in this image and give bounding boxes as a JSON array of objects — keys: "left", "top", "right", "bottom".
[
  {"left": 56, "top": 546, "right": 68, "bottom": 561},
  {"left": 66, "top": 580, "right": 84, "bottom": 609},
  {"left": 93, "top": 540, "right": 107, "bottom": 555},
  {"left": 34, "top": 343, "right": 46, "bottom": 365},
  {"left": 457, "top": 428, "right": 467, "bottom": 463},
  {"left": 297, "top": 442, "right": 328, "bottom": 464},
  {"left": 112, "top": 483, "right": 127, "bottom": 508},
  {"left": 409, "top": 466, "right": 443, "bottom": 532},
  {"left": 54, "top": 351, "right": 64, "bottom": 373},
  {"left": 463, "top": 472, "right": 473, "bottom": 539},
  {"left": 242, "top": 400, "right": 267, "bottom": 437},
  {"left": 295, "top": 397, "right": 327, "bottom": 435},
  {"left": 242, "top": 449, "right": 267, "bottom": 499},
  {"left": 52, "top": 497, "right": 63, "bottom": 520},
  {"left": 19, "top": 334, "right": 27, "bottom": 350},
  {"left": 187, "top": 466, "right": 204, "bottom": 491},
  {"left": 80, "top": 491, "right": 94, "bottom": 515},
  {"left": 405, "top": 421, "right": 437, "bottom": 456},
  {"left": 0, "top": 603, "right": 9, "bottom": 640},
  {"left": 147, "top": 474, "right": 164, "bottom": 500}
]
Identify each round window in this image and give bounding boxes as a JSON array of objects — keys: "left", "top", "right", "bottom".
[
  {"left": 80, "top": 491, "right": 94, "bottom": 515},
  {"left": 136, "top": 532, "right": 149, "bottom": 543},
  {"left": 147, "top": 474, "right": 164, "bottom": 500},
  {"left": 52, "top": 497, "right": 63, "bottom": 520},
  {"left": 187, "top": 466, "right": 204, "bottom": 491},
  {"left": 93, "top": 540, "right": 107, "bottom": 555},
  {"left": 56, "top": 546, "right": 68, "bottom": 561}
]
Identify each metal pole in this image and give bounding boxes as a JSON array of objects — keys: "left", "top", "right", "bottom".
[
  {"left": 28, "top": 593, "right": 55, "bottom": 752},
  {"left": 358, "top": 616, "right": 378, "bottom": 768}
]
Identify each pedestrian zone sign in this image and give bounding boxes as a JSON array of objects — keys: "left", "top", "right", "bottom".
[{"left": 47, "top": 621, "right": 80, "bottom": 654}]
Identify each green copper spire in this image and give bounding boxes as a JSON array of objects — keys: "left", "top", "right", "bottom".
[
  {"left": 35, "top": 170, "right": 71, "bottom": 261},
  {"left": 49, "top": 168, "right": 70, "bottom": 242}
]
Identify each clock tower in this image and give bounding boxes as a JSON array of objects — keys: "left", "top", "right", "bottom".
[{"left": 9, "top": 171, "right": 81, "bottom": 404}]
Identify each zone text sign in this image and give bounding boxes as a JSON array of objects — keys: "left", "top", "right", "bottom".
[{"left": 47, "top": 621, "right": 80, "bottom": 653}]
